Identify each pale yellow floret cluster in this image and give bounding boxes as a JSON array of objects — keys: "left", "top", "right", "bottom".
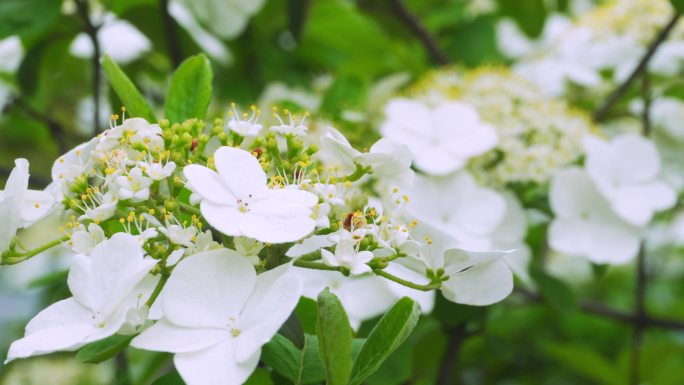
[
  {"left": 581, "top": 0, "right": 684, "bottom": 43},
  {"left": 414, "top": 67, "right": 595, "bottom": 186}
]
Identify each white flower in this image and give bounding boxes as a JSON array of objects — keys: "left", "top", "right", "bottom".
[
  {"left": 183, "top": 146, "right": 317, "bottom": 243},
  {"left": 227, "top": 105, "right": 262, "bottom": 137},
  {"left": 140, "top": 158, "right": 177, "bottom": 181},
  {"left": 233, "top": 236, "right": 264, "bottom": 265},
  {"left": 69, "top": 223, "right": 106, "bottom": 254},
  {"left": 321, "top": 239, "right": 374, "bottom": 276},
  {"left": 270, "top": 110, "right": 308, "bottom": 136},
  {"left": 159, "top": 225, "right": 197, "bottom": 247},
  {"left": 131, "top": 249, "right": 302, "bottom": 385},
  {"left": 407, "top": 172, "right": 506, "bottom": 250},
  {"left": 314, "top": 183, "right": 344, "bottom": 206},
  {"left": 356, "top": 139, "right": 415, "bottom": 188},
  {"left": 78, "top": 191, "right": 118, "bottom": 223},
  {"left": 51, "top": 138, "right": 98, "bottom": 191},
  {"left": 318, "top": 127, "right": 360, "bottom": 172},
  {"left": 70, "top": 13, "right": 150, "bottom": 64},
  {"left": 97, "top": 118, "right": 164, "bottom": 155},
  {"left": 116, "top": 167, "right": 153, "bottom": 202},
  {"left": 549, "top": 167, "right": 641, "bottom": 264},
  {"left": 0, "top": 159, "right": 56, "bottom": 253},
  {"left": 6, "top": 234, "right": 156, "bottom": 362},
  {"left": 584, "top": 134, "right": 676, "bottom": 226},
  {"left": 173, "top": 0, "right": 265, "bottom": 40},
  {"left": 381, "top": 99, "right": 498, "bottom": 175},
  {"left": 408, "top": 223, "right": 513, "bottom": 305}
]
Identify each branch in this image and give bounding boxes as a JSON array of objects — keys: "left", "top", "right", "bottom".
[
  {"left": 436, "top": 323, "right": 467, "bottom": 385},
  {"left": 516, "top": 288, "right": 684, "bottom": 331},
  {"left": 593, "top": 11, "right": 681, "bottom": 122},
  {"left": 75, "top": 0, "right": 103, "bottom": 133},
  {"left": 160, "top": 0, "right": 183, "bottom": 68},
  {"left": 389, "top": 0, "right": 449, "bottom": 65}
]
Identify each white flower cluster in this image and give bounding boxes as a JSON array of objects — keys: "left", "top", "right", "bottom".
[
  {"left": 1, "top": 105, "right": 514, "bottom": 385},
  {"left": 498, "top": 0, "right": 684, "bottom": 97}
]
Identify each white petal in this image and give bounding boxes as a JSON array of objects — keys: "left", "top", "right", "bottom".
[
  {"left": 214, "top": 147, "right": 268, "bottom": 199},
  {"left": 183, "top": 165, "right": 234, "bottom": 204},
  {"left": 235, "top": 265, "right": 302, "bottom": 363},
  {"left": 20, "top": 190, "right": 55, "bottom": 224},
  {"left": 131, "top": 318, "right": 228, "bottom": 353},
  {"left": 612, "top": 182, "right": 676, "bottom": 226},
  {"left": 68, "top": 234, "right": 156, "bottom": 317},
  {"left": 6, "top": 298, "right": 94, "bottom": 362},
  {"left": 200, "top": 201, "right": 243, "bottom": 236},
  {"left": 174, "top": 339, "right": 260, "bottom": 385},
  {"left": 162, "top": 249, "right": 256, "bottom": 328},
  {"left": 414, "top": 146, "right": 465, "bottom": 175},
  {"left": 441, "top": 259, "right": 513, "bottom": 306}
]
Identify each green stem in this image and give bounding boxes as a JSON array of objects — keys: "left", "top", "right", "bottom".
[
  {"left": 1, "top": 235, "right": 69, "bottom": 265},
  {"left": 177, "top": 201, "right": 201, "bottom": 216},
  {"left": 373, "top": 268, "right": 440, "bottom": 292},
  {"left": 345, "top": 163, "right": 372, "bottom": 182},
  {"left": 145, "top": 273, "right": 170, "bottom": 308},
  {"left": 293, "top": 260, "right": 344, "bottom": 272}
]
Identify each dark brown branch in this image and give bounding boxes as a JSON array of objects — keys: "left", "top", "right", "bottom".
[
  {"left": 75, "top": 0, "right": 103, "bottom": 133},
  {"left": 437, "top": 323, "right": 467, "bottom": 385},
  {"left": 160, "top": 0, "right": 183, "bottom": 68},
  {"left": 389, "top": 0, "right": 449, "bottom": 65},
  {"left": 516, "top": 288, "right": 684, "bottom": 331},
  {"left": 594, "top": 11, "right": 681, "bottom": 122}
]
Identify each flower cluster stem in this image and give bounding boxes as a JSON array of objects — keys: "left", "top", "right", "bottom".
[
  {"left": 1, "top": 235, "right": 69, "bottom": 265},
  {"left": 373, "top": 268, "right": 441, "bottom": 291}
]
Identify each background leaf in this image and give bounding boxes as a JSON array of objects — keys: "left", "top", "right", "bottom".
[
  {"left": 164, "top": 54, "right": 213, "bottom": 123},
  {"left": 316, "top": 288, "right": 353, "bottom": 385},
  {"left": 101, "top": 54, "right": 157, "bottom": 122}
]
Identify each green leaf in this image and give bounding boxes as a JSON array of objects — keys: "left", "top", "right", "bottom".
[
  {"left": 151, "top": 371, "right": 184, "bottom": 385},
  {"left": 165, "top": 54, "right": 213, "bottom": 123},
  {"left": 280, "top": 311, "right": 306, "bottom": 349},
  {"left": 0, "top": 0, "right": 60, "bottom": 40},
  {"left": 296, "top": 297, "right": 318, "bottom": 335},
  {"left": 543, "top": 343, "right": 623, "bottom": 385},
  {"left": 261, "top": 334, "right": 326, "bottom": 384},
  {"left": 316, "top": 288, "right": 353, "bottom": 385},
  {"left": 27, "top": 269, "right": 68, "bottom": 288},
  {"left": 100, "top": 54, "right": 157, "bottom": 123},
  {"left": 75, "top": 334, "right": 134, "bottom": 364},
  {"left": 348, "top": 297, "right": 421, "bottom": 385},
  {"left": 530, "top": 267, "right": 577, "bottom": 313},
  {"left": 496, "top": 0, "right": 547, "bottom": 38},
  {"left": 671, "top": 0, "right": 684, "bottom": 13}
]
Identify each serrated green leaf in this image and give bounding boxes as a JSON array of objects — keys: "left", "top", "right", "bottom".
[
  {"left": 100, "top": 54, "right": 157, "bottom": 122},
  {"left": 165, "top": 54, "right": 213, "bottom": 123},
  {"left": 261, "top": 334, "right": 326, "bottom": 384},
  {"left": 316, "top": 288, "right": 353, "bottom": 385},
  {"left": 75, "top": 334, "right": 134, "bottom": 364},
  {"left": 348, "top": 297, "right": 420, "bottom": 385}
]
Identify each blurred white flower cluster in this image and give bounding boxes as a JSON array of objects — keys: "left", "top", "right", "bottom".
[{"left": 0, "top": 104, "right": 514, "bottom": 385}]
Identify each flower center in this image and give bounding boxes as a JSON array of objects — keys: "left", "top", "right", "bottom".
[{"left": 237, "top": 198, "right": 250, "bottom": 213}]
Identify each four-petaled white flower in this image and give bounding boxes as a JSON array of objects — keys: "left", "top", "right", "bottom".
[
  {"left": 6, "top": 233, "right": 156, "bottom": 362},
  {"left": 381, "top": 99, "right": 498, "bottom": 175},
  {"left": 357, "top": 139, "right": 415, "bottom": 188},
  {"left": 131, "top": 249, "right": 302, "bottom": 385},
  {"left": 227, "top": 105, "right": 263, "bottom": 137},
  {"left": 184, "top": 146, "right": 317, "bottom": 243},
  {"left": 549, "top": 167, "right": 641, "bottom": 264},
  {"left": 406, "top": 222, "right": 514, "bottom": 306},
  {"left": 116, "top": 167, "right": 153, "bottom": 202},
  {"left": 584, "top": 134, "right": 676, "bottom": 227},
  {"left": 321, "top": 239, "right": 374, "bottom": 276},
  {"left": 270, "top": 110, "right": 308, "bottom": 136},
  {"left": 69, "top": 223, "right": 106, "bottom": 254},
  {"left": 0, "top": 159, "right": 55, "bottom": 253},
  {"left": 140, "top": 158, "right": 177, "bottom": 181}
]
